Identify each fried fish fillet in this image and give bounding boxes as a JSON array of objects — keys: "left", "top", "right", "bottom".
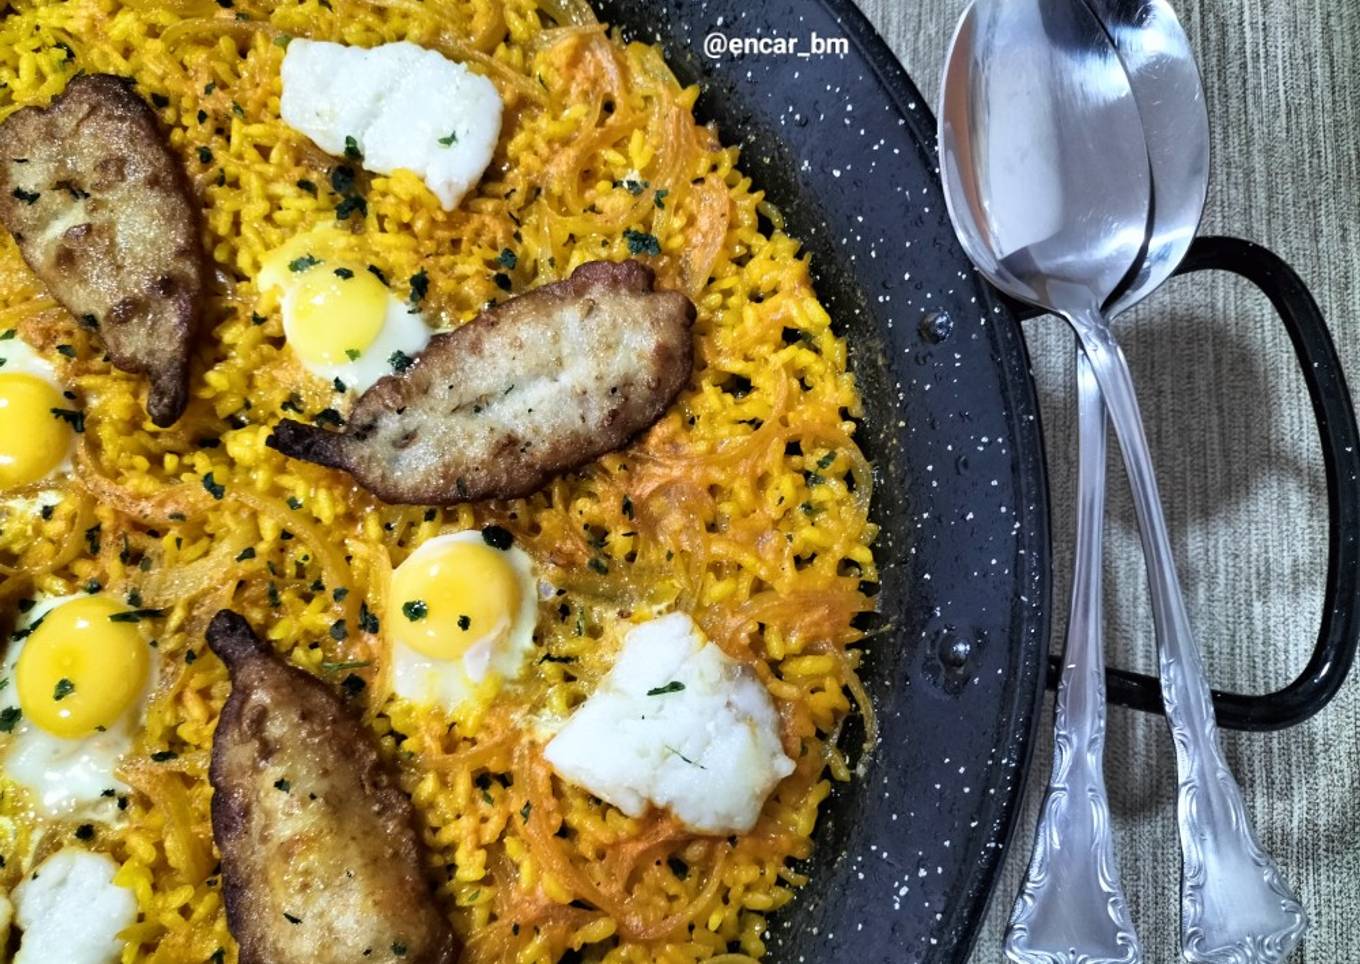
[
  {"left": 207, "top": 610, "right": 459, "bottom": 964},
  {"left": 268, "top": 259, "right": 694, "bottom": 504},
  {"left": 0, "top": 74, "right": 206, "bottom": 426}
]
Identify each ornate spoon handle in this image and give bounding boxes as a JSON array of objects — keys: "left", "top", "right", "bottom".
[
  {"left": 1072, "top": 312, "right": 1307, "bottom": 964},
  {"left": 1005, "top": 349, "right": 1140, "bottom": 964}
]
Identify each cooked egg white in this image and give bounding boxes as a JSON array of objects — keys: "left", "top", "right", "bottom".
[
  {"left": 0, "top": 334, "right": 76, "bottom": 491},
  {"left": 280, "top": 39, "right": 502, "bottom": 211},
  {"left": 11, "top": 848, "right": 136, "bottom": 964},
  {"left": 387, "top": 529, "right": 538, "bottom": 723},
  {"left": 257, "top": 227, "right": 431, "bottom": 393},
  {"left": 544, "top": 612, "right": 795, "bottom": 834},
  {"left": 0, "top": 594, "right": 156, "bottom": 820}
]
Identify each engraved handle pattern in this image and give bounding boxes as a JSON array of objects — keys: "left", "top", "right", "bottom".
[
  {"left": 1071, "top": 312, "right": 1307, "bottom": 964},
  {"left": 1005, "top": 350, "right": 1140, "bottom": 964}
]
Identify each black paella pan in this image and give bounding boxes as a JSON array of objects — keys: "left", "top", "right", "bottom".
[{"left": 594, "top": 0, "right": 1360, "bottom": 960}]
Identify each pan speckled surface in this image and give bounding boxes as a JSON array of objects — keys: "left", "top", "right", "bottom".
[{"left": 591, "top": 1, "right": 1051, "bottom": 960}]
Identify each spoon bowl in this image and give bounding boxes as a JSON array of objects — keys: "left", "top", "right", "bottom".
[{"left": 939, "top": 0, "right": 1150, "bottom": 315}]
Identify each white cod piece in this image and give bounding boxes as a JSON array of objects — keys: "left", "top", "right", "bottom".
[
  {"left": 280, "top": 39, "right": 502, "bottom": 211},
  {"left": 544, "top": 612, "right": 795, "bottom": 834},
  {"left": 12, "top": 849, "right": 136, "bottom": 964}
]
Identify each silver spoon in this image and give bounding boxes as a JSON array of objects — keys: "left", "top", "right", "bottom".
[
  {"left": 938, "top": 1, "right": 1307, "bottom": 961},
  {"left": 1002, "top": 0, "right": 1207, "bottom": 959}
]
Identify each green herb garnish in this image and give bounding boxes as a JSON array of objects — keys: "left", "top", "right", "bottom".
[
  {"left": 50, "top": 407, "right": 85, "bottom": 432},
  {"left": 202, "top": 472, "right": 225, "bottom": 500},
  {"left": 109, "top": 608, "right": 166, "bottom": 623},
  {"left": 623, "top": 228, "right": 661, "bottom": 256}
]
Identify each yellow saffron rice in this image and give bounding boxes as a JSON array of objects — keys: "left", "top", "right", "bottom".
[{"left": 0, "top": 0, "right": 879, "bottom": 960}]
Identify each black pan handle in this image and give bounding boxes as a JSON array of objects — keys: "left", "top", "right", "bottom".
[{"left": 1017, "top": 236, "right": 1360, "bottom": 731}]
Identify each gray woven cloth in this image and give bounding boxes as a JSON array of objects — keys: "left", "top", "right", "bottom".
[{"left": 858, "top": 1, "right": 1360, "bottom": 960}]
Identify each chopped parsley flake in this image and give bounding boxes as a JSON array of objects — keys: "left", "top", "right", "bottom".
[
  {"left": 288, "top": 254, "right": 321, "bottom": 273},
  {"left": 235, "top": 547, "right": 256, "bottom": 562},
  {"left": 587, "top": 557, "right": 609, "bottom": 575},
  {"left": 623, "top": 228, "right": 661, "bottom": 256},
  {"left": 496, "top": 248, "right": 517, "bottom": 270},
  {"left": 334, "top": 193, "right": 367, "bottom": 220},
  {"left": 520, "top": 802, "right": 531, "bottom": 823},
  {"left": 202, "top": 472, "right": 225, "bottom": 500},
  {"left": 437, "top": 131, "right": 458, "bottom": 146},
  {"left": 11, "top": 187, "right": 39, "bottom": 205},
  {"left": 343, "top": 135, "right": 361, "bottom": 159},
  {"left": 367, "top": 264, "right": 389, "bottom": 286},
  {"left": 53, "top": 678, "right": 75, "bottom": 701},
  {"left": 402, "top": 600, "right": 428, "bottom": 622},
  {"left": 0, "top": 707, "right": 19, "bottom": 732},
  {"left": 50, "top": 407, "right": 85, "bottom": 432},
  {"left": 330, "top": 620, "right": 348, "bottom": 641},
  {"left": 345, "top": 348, "right": 361, "bottom": 361},
  {"left": 358, "top": 602, "right": 380, "bottom": 634},
  {"left": 408, "top": 269, "right": 429, "bottom": 305},
  {"left": 621, "top": 495, "right": 634, "bottom": 519},
  {"left": 296, "top": 178, "right": 317, "bottom": 196},
  {"left": 388, "top": 350, "right": 414, "bottom": 373},
  {"left": 646, "top": 680, "right": 685, "bottom": 696},
  {"left": 481, "top": 525, "right": 513, "bottom": 550},
  {"left": 493, "top": 272, "right": 512, "bottom": 292},
  {"left": 329, "top": 165, "right": 355, "bottom": 194},
  {"left": 197, "top": 146, "right": 213, "bottom": 164},
  {"left": 622, "top": 177, "right": 648, "bottom": 195},
  {"left": 340, "top": 673, "right": 366, "bottom": 698},
  {"left": 150, "top": 93, "right": 170, "bottom": 108},
  {"left": 654, "top": 188, "right": 669, "bottom": 209},
  {"left": 274, "top": 778, "right": 290, "bottom": 793},
  {"left": 74, "top": 823, "right": 95, "bottom": 840},
  {"left": 109, "top": 608, "right": 166, "bottom": 623},
  {"left": 457, "top": 614, "right": 471, "bottom": 631},
  {"left": 150, "top": 749, "right": 178, "bottom": 762},
  {"left": 333, "top": 267, "right": 354, "bottom": 279}
]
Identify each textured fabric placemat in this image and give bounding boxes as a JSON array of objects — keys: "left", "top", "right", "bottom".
[{"left": 857, "top": 1, "right": 1360, "bottom": 960}]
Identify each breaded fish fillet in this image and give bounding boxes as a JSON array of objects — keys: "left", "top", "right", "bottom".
[
  {"left": 207, "top": 610, "right": 459, "bottom": 964},
  {"left": 0, "top": 74, "right": 206, "bottom": 426},
  {"left": 268, "top": 259, "right": 694, "bottom": 504}
]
